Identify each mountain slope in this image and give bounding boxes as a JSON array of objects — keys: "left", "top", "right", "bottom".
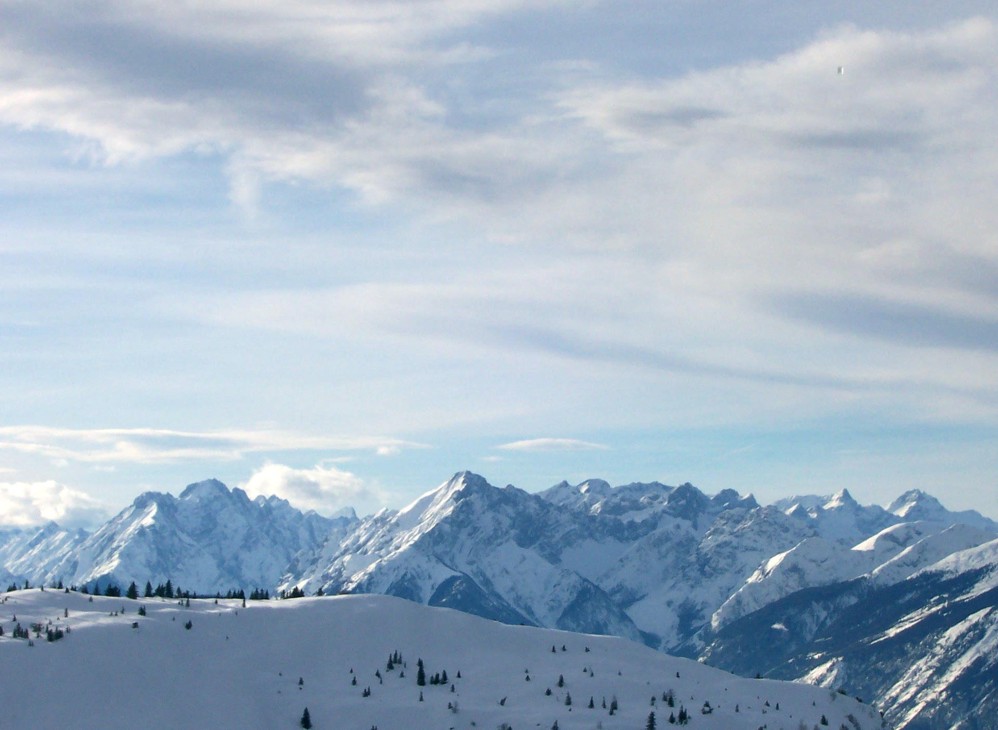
[
  {"left": 701, "top": 539, "right": 998, "bottom": 730},
  {"left": 0, "top": 523, "right": 90, "bottom": 586},
  {"left": 709, "top": 521, "right": 996, "bottom": 632},
  {"left": 0, "top": 588, "right": 880, "bottom": 730},
  {"left": 287, "top": 472, "right": 644, "bottom": 641}
]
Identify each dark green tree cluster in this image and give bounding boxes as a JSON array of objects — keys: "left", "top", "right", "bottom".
[
  {"left": 281, "top": 586, "right": 306, "bottom": 599},
  {"left": 386, "top": 649, "right": 403, "bottom": 671},
  {"left": 149, "top": 580, "right": 175, "bottom": 598},
  {"left": 666, "top": 706, "right": 689, "bottom": 725},
  {"left": 249, "top": 588, "right": 271, "bottom": 600},
  {"left": 92, "top": 583, "right": 122, "bottom": 597}
]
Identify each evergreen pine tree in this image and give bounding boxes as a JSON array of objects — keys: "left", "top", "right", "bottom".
[
  {"left": 300, "top": 707, "right": 312, "bottom": 729},
  {"left": 416, "top": 659, "right": 426, "bottom": 687},
  {"left": 647, "top": 711, "right": 656, "bottom": 730},
  {"left": 126, "top": 582, "right": 139, "bottom": 600}
]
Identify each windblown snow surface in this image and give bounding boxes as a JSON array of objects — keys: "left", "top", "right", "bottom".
[{"left": 0, "top": 589, "right": 879, "bottom": 730}]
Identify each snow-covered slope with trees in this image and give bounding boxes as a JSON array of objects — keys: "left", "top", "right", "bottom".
[{"left": 0, "top": 588, "right": 879, "bottom": 730}]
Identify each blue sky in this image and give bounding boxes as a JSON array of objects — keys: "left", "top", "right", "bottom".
[{"left": 1, "top": 1, "right": 997, "bottom": 525}]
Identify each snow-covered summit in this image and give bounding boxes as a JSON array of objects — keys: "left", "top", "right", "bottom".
[
  {"left": 887, "top": 488, "right": 998, "bottom": 531},
  {"left": 178, "top": 477, "right": 230, "bottom": 501}
]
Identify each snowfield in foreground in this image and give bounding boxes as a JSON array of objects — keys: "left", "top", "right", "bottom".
[{"left": 0, "top": 589, "right": 879, "bottom": 730}]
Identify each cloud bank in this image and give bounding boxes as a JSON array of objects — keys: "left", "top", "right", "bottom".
[
  {"left": 241, "top": 462, "right": 384, "bottom": 516},
  {"left": 0, "top": 480, "right": 108, "bottom": 528}
]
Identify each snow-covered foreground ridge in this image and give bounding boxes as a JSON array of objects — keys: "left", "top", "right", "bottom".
[{"left": 0, "top": 589, "right": 879, "bottom": 730}]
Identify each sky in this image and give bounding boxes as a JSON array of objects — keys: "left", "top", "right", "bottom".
[{"left": 1, "top": 0, "right": 997, "bottom": 526}]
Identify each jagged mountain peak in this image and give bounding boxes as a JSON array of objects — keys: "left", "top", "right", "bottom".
[
  {"left": 179, "top": 477, "right": 231, "bottom": 501},
  {"left": 886, "top": 488, "right": 949, "bottom": 521},
  {"left": 885, "top": 489, "right": 998, "bottom": 532},
  {"left": 665, "top": 481, "right": 710, "bottom": 517},
  {"left": 577, "top": 478, "right": 612, "bottom": 493},
  {"left": 712, "top": 488, "right": 757, "bottom": 510},
  {"left": 824, "top": 487, "right": 857, "bottom": 509},
  {"left": 394, "top": 471, "right": 494, "bottom": 529},
  {"left": 538, "top": 477, "right": 614, "bottom": 511},
  {"left": 132, "top": 489, "right": 175, "bottom": 509}
]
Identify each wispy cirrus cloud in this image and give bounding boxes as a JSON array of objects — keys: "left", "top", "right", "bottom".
[
  {"left": 0, "top": 426, "right": 429, "bottom": 465},
  {"left": 497, "top": 438, "right": 609, "bottom": 453}
]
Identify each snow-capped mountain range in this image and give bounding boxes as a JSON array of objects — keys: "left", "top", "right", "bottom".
[
  {"left": 2, "top": 471, "right": 996, "bottom": 728},
  {"left": 1, "top": 478, "right": 354, "bottom": 595}
]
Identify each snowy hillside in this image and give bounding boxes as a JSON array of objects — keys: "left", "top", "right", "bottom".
[{"left": 0, "top": 588, "right": 879, "bottom": 730}]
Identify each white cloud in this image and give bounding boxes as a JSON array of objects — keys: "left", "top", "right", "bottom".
[
  {"left": 497, "top": 438, "right": 609, "bottom": 453},
  {"left": 0, "top": 426, "right": 428, "bottom": 465},
  {"left": 0, "top": 480, "right": 108, "bottom": 527},
  {"left": 241, "top": 462, "right": 385, "bottom": 515}
]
